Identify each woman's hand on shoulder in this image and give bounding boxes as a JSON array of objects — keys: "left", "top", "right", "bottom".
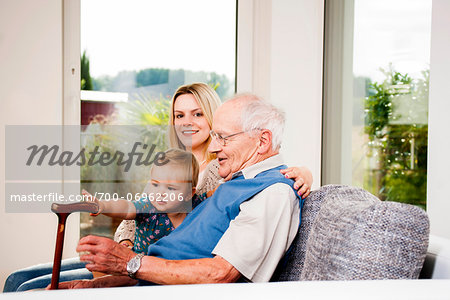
[{"left": 280, "top": 166, "right": 313, "bottom": 198}]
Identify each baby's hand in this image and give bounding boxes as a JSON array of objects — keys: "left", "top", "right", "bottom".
[
  {"left": 206, "top": 187, "right": 219, "bottom": 198},
  {"left": 82, "top": 189, "right": 103, "bottom": 216},
  {"left": 119, "top": 239, "right": 134, "bottom": 249}
]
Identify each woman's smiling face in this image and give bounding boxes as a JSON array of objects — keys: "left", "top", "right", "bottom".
[{"left": 173, "top": 94, "right": 211, "bottom": 150}]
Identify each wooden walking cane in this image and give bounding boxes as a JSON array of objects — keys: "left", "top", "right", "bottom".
[{"left": 49, "top": 202, "right": 99, "bottom": 290}]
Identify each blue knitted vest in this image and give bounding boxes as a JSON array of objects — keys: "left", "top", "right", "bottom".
[{"left": 147, "top": 165, "right": 303, "bottom": 260}]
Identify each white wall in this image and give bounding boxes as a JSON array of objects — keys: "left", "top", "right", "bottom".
[
  {"left": 237, "top": 0, "right": 324, "bottom": 188},
  {"left": 427, "top": 0, "right": 450, "bottom": 239},
  {"left": 0, "top": 0, "right": 79, "bottom": 290}
]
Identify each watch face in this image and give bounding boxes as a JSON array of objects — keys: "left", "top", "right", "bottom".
[
  {"left": 127, "top": 256, "right": 140, "bottom": 273},
  {"left": 129, "top": 259, "right": 139, "bottom": 270}
]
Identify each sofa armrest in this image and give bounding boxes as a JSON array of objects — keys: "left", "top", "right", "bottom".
[{"left": 420, "top": 235, "right": 450, "bottom": 279}]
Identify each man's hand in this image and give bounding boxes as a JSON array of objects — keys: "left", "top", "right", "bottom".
[
  {"left": 46, "top": 275, "right": 137, "bottom": 290},
  {"left": 77, "top": 235, "right": 135, "bottom": 276},
  {"left": 46, "top": 279, "right": 96, "bottom": 290}
]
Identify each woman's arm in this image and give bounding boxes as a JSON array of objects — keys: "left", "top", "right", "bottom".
[
  {"left": 280, "top": 166, "right": 313, "bottom": 198},
  {"left": 82, "top": 190, "right": 136, "bottom": 219}
]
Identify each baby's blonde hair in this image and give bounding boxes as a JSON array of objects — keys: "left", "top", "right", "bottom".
[{"left": 156, "top": 148, "right": 199, "bottom": 188}]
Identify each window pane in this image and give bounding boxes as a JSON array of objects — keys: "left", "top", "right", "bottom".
[
  {"left": 80, "top": 0, "right": 236, "bottom": 239},
  {"left": 81, "top": 0, "right": 235, "bottom": 100},
  {"left": 323, "top": 0, "right": 431, "bottom": 208}
]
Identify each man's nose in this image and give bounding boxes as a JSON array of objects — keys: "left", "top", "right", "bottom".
[{"left": 208, "top": 136, "right": 221, "bottom": 153}]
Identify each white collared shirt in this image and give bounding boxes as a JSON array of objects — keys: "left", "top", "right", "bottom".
[{"left": 211, "top": 154, "right": 300, "bottom": 282}]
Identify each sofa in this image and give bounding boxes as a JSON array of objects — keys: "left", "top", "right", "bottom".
[
  {"left": 272, "top": 184, "right": 433, "bottom": 281},
  {"left": 419, "top": 235, "right": 450, "bottom": 279}
]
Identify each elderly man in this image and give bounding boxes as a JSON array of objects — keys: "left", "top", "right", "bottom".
[{"left": 60, "top": 94, "right": 303, "bottom": 288}]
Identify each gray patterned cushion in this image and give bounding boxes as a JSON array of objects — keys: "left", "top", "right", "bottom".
[
  {"left": 275, "top": 185, "right": 429, "bottom": 281},
  {"left": 275, "top": 185, "right": 345, "bottom": 281}
]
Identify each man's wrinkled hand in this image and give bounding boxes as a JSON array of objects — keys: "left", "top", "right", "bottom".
[
  {"left": 45, "top": 279, "right": 96, "bottom": 290},
  {"left": 77, "top": 235, "right": 135, "bottom": 276}
]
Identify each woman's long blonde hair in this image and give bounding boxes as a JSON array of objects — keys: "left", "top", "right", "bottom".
[{"left": 168, "top": 83, "right": 222, "bottom": 162}]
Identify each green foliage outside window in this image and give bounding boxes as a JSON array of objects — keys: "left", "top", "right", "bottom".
[
  {"left": 364, "top": 65, "right": 428, "bottom": 209},
  {"left": 81, "top": 50, "right": 93, "bottom": 90},
  {"left": 136, "top": 68, "right": 169, "bottom": 87},
  {"left": 91, "top": 67, "right": 232, "bottom": 99}
]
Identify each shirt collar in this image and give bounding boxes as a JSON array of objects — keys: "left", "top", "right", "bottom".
[{"left": 231, "top": 154, "right": 285, "bottom": 180}]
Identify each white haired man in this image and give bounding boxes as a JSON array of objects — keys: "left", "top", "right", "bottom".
[{"left": 58, "top": 94, "right": 304, "bottom": 287}]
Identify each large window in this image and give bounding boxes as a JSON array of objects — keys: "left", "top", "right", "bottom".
[
  {"left": 80, "top": 0, "right": 237, "bottom": 238},
  {"left": 322, "top": 0, "right": 432, "bottom": 208}
]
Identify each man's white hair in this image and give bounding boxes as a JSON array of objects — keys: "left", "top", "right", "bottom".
[{"left": 227, "top": 93, "right": 285, "bottom": 151}]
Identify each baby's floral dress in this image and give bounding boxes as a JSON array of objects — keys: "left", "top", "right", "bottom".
[
  {"left": 132, "top": 198, "right": 176, "bottom": 254},
  {"left": 132, "top": 194, "right": 204, "bottom": 254}
]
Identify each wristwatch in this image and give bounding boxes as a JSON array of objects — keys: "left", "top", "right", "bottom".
[{"left": 126, "top": 253, "right": 145, "bottom": 279}]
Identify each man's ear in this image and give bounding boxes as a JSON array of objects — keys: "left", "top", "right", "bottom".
[{"left": 257, "top": 129, "right": 272, "bottom": 154}]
